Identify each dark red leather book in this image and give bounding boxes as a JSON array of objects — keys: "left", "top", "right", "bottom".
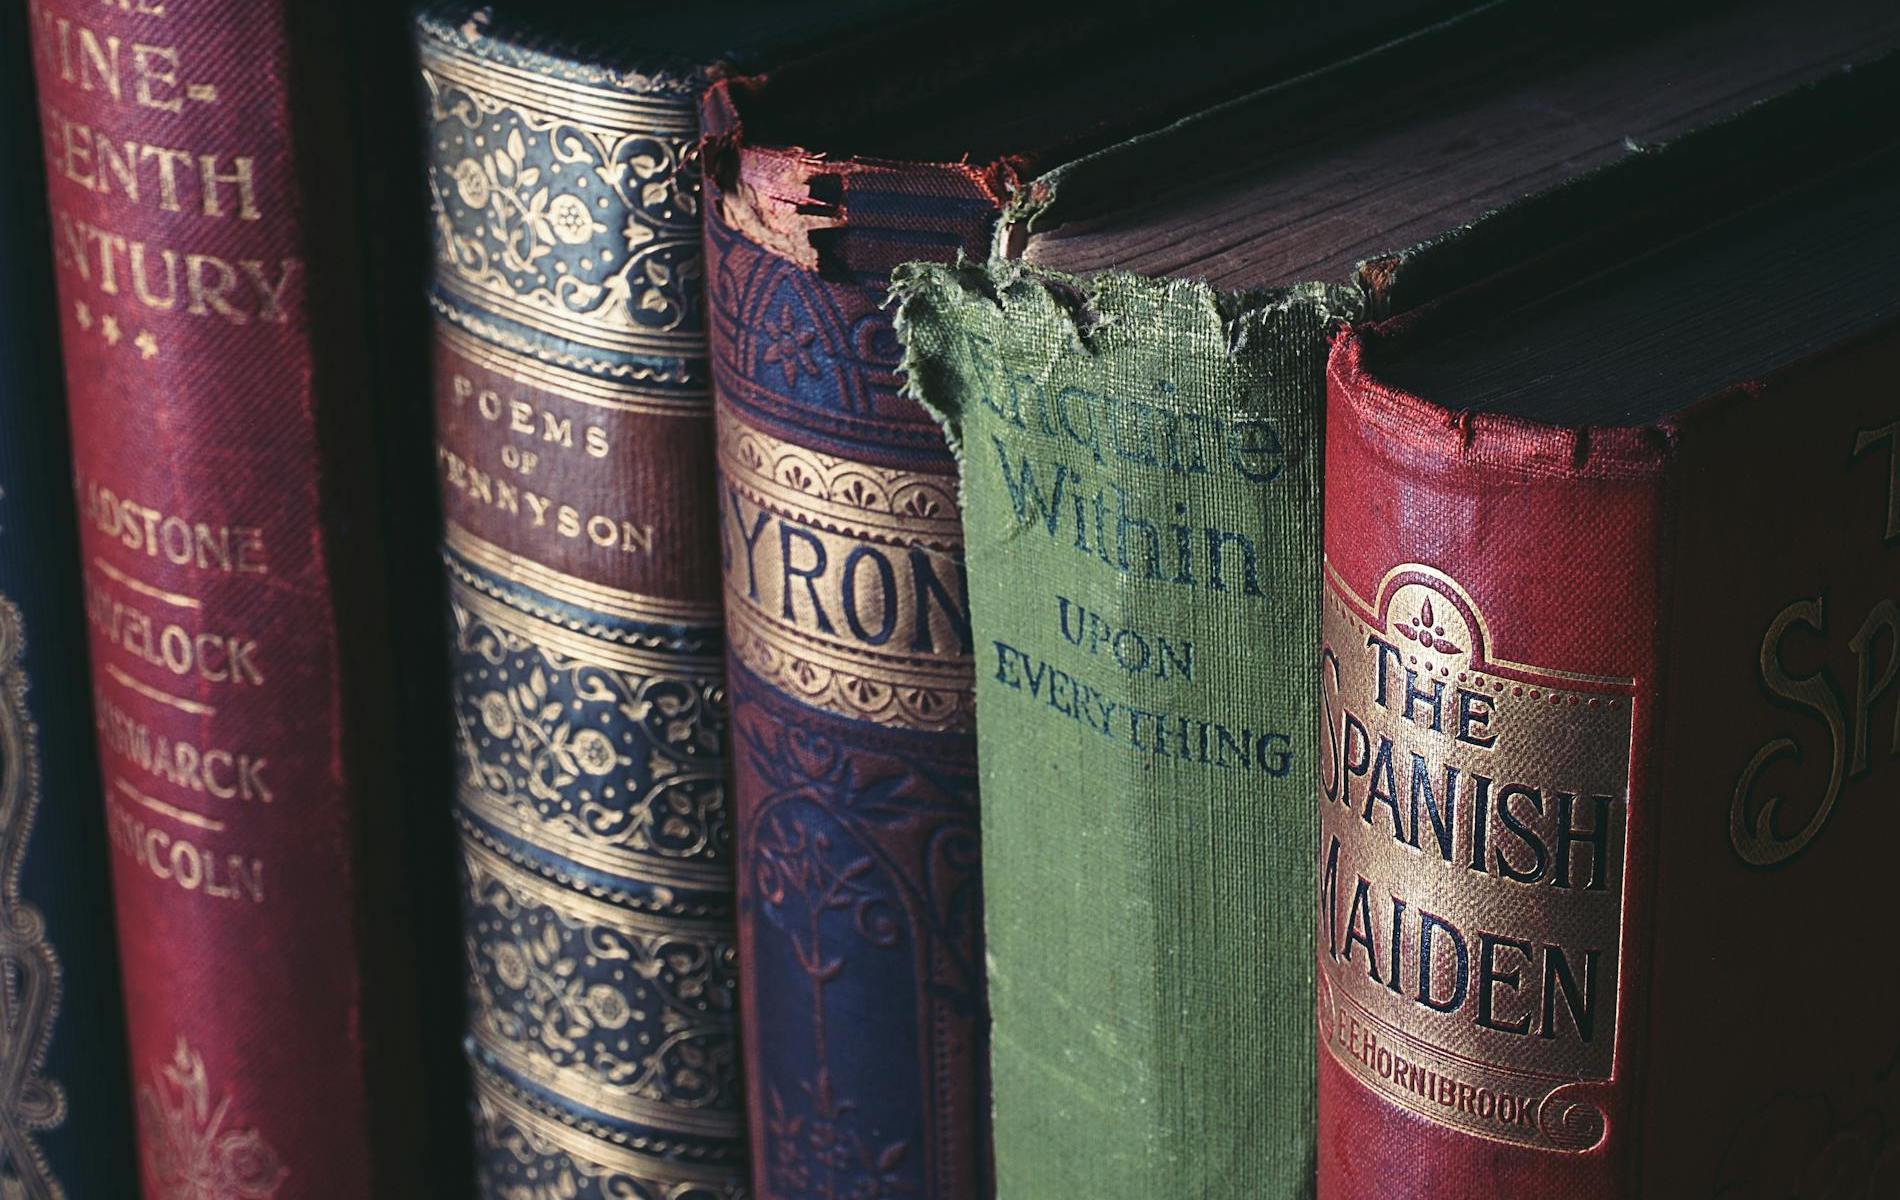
[
  {"left": 1317, "top": 143, "right": 1900, "bottom": 1197},
  {"left": 27, "top": 1, "right": 424, "bottom": 1195}
]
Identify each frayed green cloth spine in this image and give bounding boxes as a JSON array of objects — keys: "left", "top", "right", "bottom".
[{"left": 893, "top": 260, "right": 1355, "bottom": 1200}]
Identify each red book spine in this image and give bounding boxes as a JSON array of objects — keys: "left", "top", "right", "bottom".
[
  {"left": 1317, "top": 328, "right": 1661, "bottom": 1195},
  {"left": 1318, "top": 318, "right": 1900, "bottom": 1196},
  {"left": 28, "top": 2, "right": 414, "bottom": 1195}
]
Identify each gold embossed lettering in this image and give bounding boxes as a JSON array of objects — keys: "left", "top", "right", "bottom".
[
  {"left": 1734, "top": 425, "right": 1900, "bottom": 865},
  {"left": 436, "top": 444, "right": 655, "bottom": 555},
  {"left": 51, "top": 211, "right": 298, "bottom": 323},
  {"left": 717, "top": 413, "right": 974, "bottom": 731},
  {"left": 86, "top": 578, "right": 265, "bottom": 687},
  {"left": 109, "top": 802, "right": 265, "bottom": 903},
  {"left": 1318, "top": 565, "right": 1628, "bottom": 1152},
  {"left": 131, "top": 42, "right": 180, "bottom": 112},
  {"left": 81, "top": 477, "right": 268, "bottom": 574},
  {"left": 97, "top": 689, "right": 271, "bottom": 803}
]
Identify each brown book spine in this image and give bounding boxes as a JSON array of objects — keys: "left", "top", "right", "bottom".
[{"left": 415, "top": 12, "right": 749, "bottom": 1197}]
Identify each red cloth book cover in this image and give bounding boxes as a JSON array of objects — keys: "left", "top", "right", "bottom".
[
  {"left": 1318, "top": 292, "right": 1900, "bottom": 1194},
  {"left": 28, "top": 1, "right": 423, "bottom": 1194}
]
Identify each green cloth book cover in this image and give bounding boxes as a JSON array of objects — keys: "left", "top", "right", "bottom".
[
  {"left": 890, "top": 20, "right": 1891, "bottom": 1193},
  {"left": 895, "top": 269, "right": 1347, "bottom": 1197}
]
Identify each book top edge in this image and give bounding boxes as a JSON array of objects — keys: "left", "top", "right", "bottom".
[{"left": 415, "top": 7, "right": 719, "bottom": 101}]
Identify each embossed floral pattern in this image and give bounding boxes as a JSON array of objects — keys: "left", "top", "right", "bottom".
[
  {"left": 765, "top": 1080, "right": 912, "bottom": 1200},
  {"left": 761, "top": 305, "right": 821, "bottom": 388},
  {"left": 547, "top": 193, "right": 605, "bottom": 246},
  {"left": 453, "top": 157, "right": 492, "bottom": 209},
  {"left": 733, "top": 692, "right": 987, "bottom": 1200},
  {"left": 424, "top": 52, "right": 703, "bottom": 343},
  {"left": 137, "top": 1040, "right": 285, "bottom": 1200},
  {"left": 453, "top": 599, "right": 731, "bottom": 867},
  {"left": 752, "top": 814, "right": 914, "bottom": 1200},
  {"left": 463, "top": 847, "right": 740, "bottom": 1115}
]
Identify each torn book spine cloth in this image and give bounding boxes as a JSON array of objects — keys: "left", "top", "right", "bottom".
[
  {"left": 880, "top": 48, "right": 1900, "bottom": 1200},
  {"left": 701, "top": 75, "right": 1004, "bottom": 1200},
  {"left": 892, "top": 264, "right": 1348, "bottom": 1200}
]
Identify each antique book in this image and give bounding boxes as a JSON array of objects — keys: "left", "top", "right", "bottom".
[
  {"left": 0, "top": 3, "right": 136, "bottom": 1194},
  {"left": 1319, "top": 136, "right": 1900, "bottom": 1200},
  {"left": 26, "top": 1, "right": 428, "bottom": 1195},
  {"left": 414, "top": 4, "right": 919, "bottom": 1196},
  {"left": 699, "top": 2, "right": 1464, "bottom": 1194},
  {"left": 889, "top": 5, "right": 1899, "bottom": 1197}
]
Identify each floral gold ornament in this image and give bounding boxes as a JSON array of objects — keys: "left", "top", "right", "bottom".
[
  {"left": 461, "top": 837, "right": 741, "bottom": 1134},
  {"left": 421, "top": 39, "right": 703, "bottom": 356},
  {"left": 451, "top": 584, "right": 730, "bottom": 881},
  {"left": 136, "top": 1039, "right": 285, "bottom": 1200},
  {"left": 417, "top": 9, "right": 744, "bottom": 1194}
]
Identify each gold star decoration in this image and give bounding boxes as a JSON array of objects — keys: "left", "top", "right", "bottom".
[
  {"left": 101, "top": 315, "right": 121, "bottom": 345},
  {"left": 74, "top": 301, "right": 92, "bottom": 330},
  {"left": 134, "top": 331, "right": 159, "bottom": 360}
]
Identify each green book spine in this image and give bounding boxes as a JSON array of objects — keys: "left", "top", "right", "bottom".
[{"left": 893, "top": 263, "right": 1356, "bottom": 1199}]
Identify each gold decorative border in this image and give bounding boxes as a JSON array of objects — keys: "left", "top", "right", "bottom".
[
  {"left": 435, "top": 258, "right": 699, "bottom": 362},
  {"left": 459, "top": 777, "right": 730, "bottom": 893},
  {"left": 457, "top": 815, "right": 728, "bottom": 923},
  {"left": 717, "top": 413, "right": 962, "bottom": 544},
  {"left": 437, "top": 321, "right": 710, "bottom": 417},
  {"left": 446, "top": 521, "right": 720, "bottom": 625},
  {"left": 471, "top": 1062, "right": 741, "bottom": 1190},
  {"left": 463, "top": 837, "right": 741, "bottom": 1138},
  {"left": 430, "top": 296, "right": 701, "bottom": 389},
  {"left": 449, "top": 571, "right": 721, "bottom": 677},
  {"left": 463, "top": 822, "right": 730, "bottom": 942},
  {"left": 419, "top": 38, "right": 697, "bottom": 137},
  {"left": 0, "top": 597, "right": 66, "bottom": 1198},
  {"left": 724, "top": 590, "right": 975, "bottom": 733}
]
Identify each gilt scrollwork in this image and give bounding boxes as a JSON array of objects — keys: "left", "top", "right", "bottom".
[
  {"left": 451, "top": 595, "right": 730, "bottom": 874},
  {"left": 471, "top": 1069, "right": 744, "bottom": 1200},
  {"left": 422, "top": 43, "right": 703, "bottom": 352},
  {"left": 462, "top": 843, "right": 741, "bottom": 1125}
]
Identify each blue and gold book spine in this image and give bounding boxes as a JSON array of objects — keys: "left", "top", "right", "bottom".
[
  {"left": 417, "top": 10, "right": 747, "bottom": 1197},
  {"left": 0, "top": 2, "right": 137, "bottom": 1194},
  {"left": 700, "top": 78, "right": 1001, "bottom": 1200}
]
